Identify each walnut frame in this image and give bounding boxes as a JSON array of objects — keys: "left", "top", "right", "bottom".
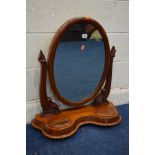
[
  {"left": 48, "top": 17, "right": 110, "bottom": 106},
  {"left": 32, "top": 17, "right": 121, "bottom": 139}
]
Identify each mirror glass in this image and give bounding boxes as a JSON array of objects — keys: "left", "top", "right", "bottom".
[{"left": 54, "top": 22, "right": 105, "bottom": 102}]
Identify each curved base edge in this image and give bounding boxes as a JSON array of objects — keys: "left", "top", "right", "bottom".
[{"left": 31, "top": 101, "right": 121, "bottom": 139}]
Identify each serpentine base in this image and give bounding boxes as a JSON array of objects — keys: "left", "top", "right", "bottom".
[{"left": 32, "top": 101, "right": 121, "bottom": 139}]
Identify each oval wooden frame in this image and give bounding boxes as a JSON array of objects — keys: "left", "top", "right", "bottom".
[{"left": 48, "top": 17, "right": 110, "bottom": 106}]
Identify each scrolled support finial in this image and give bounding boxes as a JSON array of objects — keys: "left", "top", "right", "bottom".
[
  {"left": 92, "top": 46, "right": 116, "bottom": 105},
  {"left": 110, "top": 46, "right": 116, "bottom": 58},
  {"left": 38, "top": 50, "right": 46, "bottom": 63},
  {"left": 38, "top": 50, "right": 60, "bottom": 115}
]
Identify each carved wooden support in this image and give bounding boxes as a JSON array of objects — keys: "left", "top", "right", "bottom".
[
  {"left": 38, "top": 50, "right": 60, "bottom": 115},
  {"left": 92, "top": 46, "right": 116, "bottom": 105},
  {"left": 32, "top": 17, "right": 121, "bottom": 139}
]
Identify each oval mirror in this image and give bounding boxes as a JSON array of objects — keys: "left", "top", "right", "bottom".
[{"left": 48, "top": 17, "right": 110, "bottom": 106}]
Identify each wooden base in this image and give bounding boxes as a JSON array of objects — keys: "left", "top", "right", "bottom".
[{"left": 32, "top": 101, "right": 121, "bottom": 139}]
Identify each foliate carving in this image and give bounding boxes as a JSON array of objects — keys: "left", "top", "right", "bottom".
[
  {"left": 110, "top": 46, "right": 116, "bottom": 58},
  {"left": 44, "top": 97, "right": 59, "bottom": 114},
  {"left": 47, "top": 118, "right": 71, "bottom": 128},
  {"left": 96, "top": 105, "right": 115, "bottom": 117},
  {"left": 92, "top": 46, "right": 116, "bottom": 105},
  {"left": 38, "top": 50, "right": 46, "bottom": 63},
  {"left": 38, "top": 50, "right": 60, "bottom": 115},
  {"left": 92, "top": 89, "right": 107, "bottom": 105}
]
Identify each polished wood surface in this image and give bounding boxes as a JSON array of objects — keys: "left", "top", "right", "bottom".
[
  {"left": 48, "top": 17, "right": 110, "bottom": 106},
  {"left": 38, "top": 50, "right": 59, "bottom": 115},
  {"left": 92, "top": 46, "right": 116, "bottom": 105},
  {"left": 32, "top": 17, "right": 121, "bottom": 139},
  {"left": 32, "top": 101, "right": 121, "bottom": 139}
]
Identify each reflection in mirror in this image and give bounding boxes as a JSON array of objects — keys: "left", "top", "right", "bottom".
[{"left": 54, "top": 22, "right": 105, "bottom": 102}]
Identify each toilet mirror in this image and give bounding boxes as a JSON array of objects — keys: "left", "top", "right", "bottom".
[{"left": 48, "top": 17, "right": 110, "bottom": 106}]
